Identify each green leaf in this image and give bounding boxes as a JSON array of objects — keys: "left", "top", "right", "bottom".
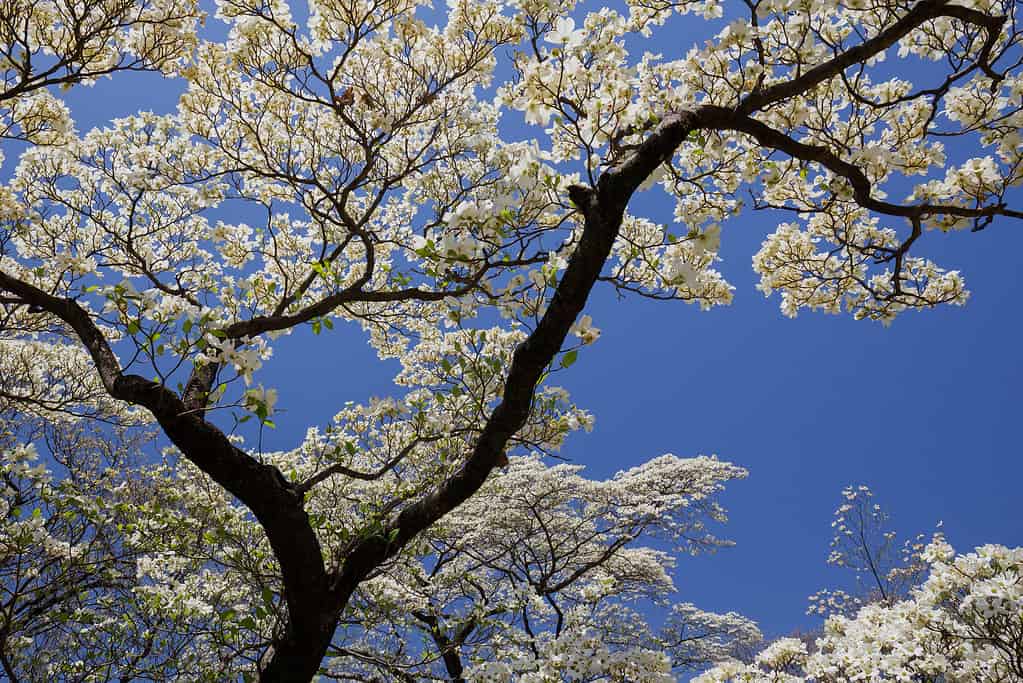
[
  {"left": 126, "top": 321, "right": 140, "bottom": 334},
  {"left": 561, "top": 350, "right": 578, "bottom": 368}
]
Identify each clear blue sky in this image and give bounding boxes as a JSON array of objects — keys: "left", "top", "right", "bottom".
[{"left": 43, "top": 0, "right": 1023, "bottom": 648}]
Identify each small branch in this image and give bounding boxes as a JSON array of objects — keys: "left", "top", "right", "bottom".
[{"left": 296, "top": 434, "right": 447, "bottom": 495}]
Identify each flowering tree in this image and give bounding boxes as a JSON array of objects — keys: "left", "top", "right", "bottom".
[
  {"left": 697, "top": 488, "right": 1022, "bottom": 683},
  {"left": 806, "top": 484, "right": 935, "bottom": 618},
  {"left": 327, "top": 454, "right": 759, "bottom": 681},
  {"left": 694, "top": 539, "right": 1023, "bottom": 683},
  {"left": 1, "top": 0, "right": 1021, "bottom": 680},
  {"left": 1, "top": 435, "right": 759, "bottom": 680}
]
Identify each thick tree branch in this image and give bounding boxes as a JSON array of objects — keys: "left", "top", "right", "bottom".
[
  {"left": 703, "top": 107, "right": 1023, "bottom": 222},
  {"left": 328, "top": 107, "right": 713, "bottom": 602},
  {"left": 0, "top": 272, "right": 124, "bottom": 394},
  {"left": 739, "top": 0, "right": 1005, "bottom": 115},
  {"left": 412, "top": 610, "right": 466, "bottom": 682},
  {"left": 181, "top": 362, "right": 219, "bottom": 415},
  {"left": 0, "top": 270, "right": 331, "bottom": 683}
]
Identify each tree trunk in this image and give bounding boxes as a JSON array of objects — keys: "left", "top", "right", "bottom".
[{"left": 258, "top": 623, "right": 335, "bottom": 683}]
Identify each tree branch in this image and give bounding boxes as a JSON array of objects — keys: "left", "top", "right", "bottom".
[
  {"left": 739, "top": 0, "right": 1006, "bottom": 115},
  {"left": 0, "top": 269, "right": 332, "bottom": 682},
  {"left": 703, "top": 107, "right": 1022, "bottom": 223},
  {"left": 327, "top": 106, "right": 715, "bottom": 602}
]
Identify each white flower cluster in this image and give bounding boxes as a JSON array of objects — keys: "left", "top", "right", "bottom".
[
  {"left": 699, "top": 540, "right": 1023, "bottom": 683},
  {"left": 470, "top": 627, "right": 675, "bottom": 682}
]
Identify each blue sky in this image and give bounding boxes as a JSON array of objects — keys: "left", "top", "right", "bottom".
[{"left": 39, "top": 0, "right": 1023, "bottom": 650}]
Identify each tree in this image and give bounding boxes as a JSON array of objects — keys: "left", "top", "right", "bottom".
[
  {"left": 694, "top": 538, "right": 1023, "bottom": 682},
  {"left": 806, "top": 484, "right": 935, "bottom": 618},
  {"left": 0, "top": 0, "right": 1020, "bottom": 680},
  {"left": 697, "top": 487, "right": 1022, "bottom": 683},
  {"left": 325, "top": 454, "right": 760, "bottom": 681},
  {"left": 1, "top": 434, "right": 761, "bottom": 681}
]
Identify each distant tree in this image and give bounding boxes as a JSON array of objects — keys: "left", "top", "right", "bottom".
[
  {"left": 697, "top": 486, "right": 1020, "bottom": 682},
  {"left": 806, "top": 484, "right": 935, "bottom": 618},
  {"left": 695, "top": 538, "right": 1023, "bottom": 682},
  {"left": 1, "top": 0, "right": 1021, "bottom": 680}
]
